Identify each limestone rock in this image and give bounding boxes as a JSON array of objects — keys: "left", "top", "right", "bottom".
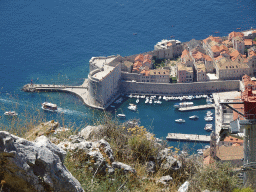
[
  {"left": 157, "top": 148, "right": 182, "bottom": 172},
  {"left": 79, "top": 125, "right": 104, "bottom": 140},
  {"left": 146, "top": 161, "right": 156, "bottom": 174},
  {"left": 0, "top": 131, "right": 84, "bottom": 192},
  {"left": 178, "top": 181, "right": 189, "bottom": 192},
  {"left": 112, "top": 162, "right": 136, "bottom": 174},
  {"left": 158, "top": 175, "right": 173, "bottom": 186}
]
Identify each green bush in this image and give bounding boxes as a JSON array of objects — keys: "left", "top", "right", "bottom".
[{"left": 189, "top": 162, "right": 239, "bottom": 192}]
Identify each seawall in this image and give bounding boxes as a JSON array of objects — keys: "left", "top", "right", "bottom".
[{"left": 120, "top": 80, "right": 240, "bottom": 96}]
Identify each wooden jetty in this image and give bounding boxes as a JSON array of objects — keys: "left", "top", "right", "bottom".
[
  {"left": 178, "top": 104, "right": 215, "bottom": 111},
  {"left": 166, "top": 133, "right": 211, "bottom": 142}
]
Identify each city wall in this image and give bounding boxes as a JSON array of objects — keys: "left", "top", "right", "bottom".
[{"left": 120, "top": 80, "right": 240, "bottom": 95}]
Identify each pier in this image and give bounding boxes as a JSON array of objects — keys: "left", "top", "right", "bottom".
[
  {"left": 166, "top": 133, "right": 211, "bottom": 142},
  {"left": 178, "top": 104, "right": 215, "bottom": 111}
]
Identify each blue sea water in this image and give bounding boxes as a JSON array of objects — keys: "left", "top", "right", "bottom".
[{"left": 0, "top": 0, "right": 256, "bottom": 150}]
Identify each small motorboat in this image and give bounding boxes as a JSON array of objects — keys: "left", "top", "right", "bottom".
[
  {"left": 204, "top": 116, "right": 213, "bottom": 121},
  {"left": 204, "top": 124, "right": 213, "bottom": 131},
  {"left": 4, "top": 111, "right": 18, "bottom": 116},
  {"left": 136, "top": 98, "right": 139, "bottom": 103},
  {"left": 189, "top": 115, "right": 199, "bottom": 120},
  {"left": 206, "top": 111, "right": 213, "bottom": 116},
  {"left": 42, "top": 102, "right": 57, "bottom": 112},
  {"left": 117, "top": 114, "right": 126, "bottom": 118},
  {"left": 175, "top": 119, "right": 185, "bottom": 123},
  {"left": 128, "top": 104, "right": 137, "bottom": 111}
]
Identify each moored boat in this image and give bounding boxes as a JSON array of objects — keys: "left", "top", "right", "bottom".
[
  {"left": 204, "top": 124, "right": 213, "bottom": 131},
  {"left": 117, "top": 114, "right": 126, "bottom": 118},
  {"left": 128, "top": 103, "right": 137, "bottom": 111},
  {"left": 204, "top": 116, "right": 213, "bottom": 121},
  {"left": 175, "top": 119, "right": 185, "bottom": 123},
  {"left": 4, "top": 111, "right": 18, "bottom": 116},
  {"left": 189, "top": 115, "right": 199, "bottom": 120},
  {"left": 206, "top": 111, "right": 213, "bottom": 116},
  {"left": 42, "top": 102, "right": 57, "bottom": 112}
]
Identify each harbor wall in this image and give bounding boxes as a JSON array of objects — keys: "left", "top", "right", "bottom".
[{"left": 120, "top": 80, "right": 240, "bottom": 95}]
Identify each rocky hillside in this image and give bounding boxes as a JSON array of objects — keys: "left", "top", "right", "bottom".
[{"left": 0, "top": 118, "right": 248, "bottom": 192}]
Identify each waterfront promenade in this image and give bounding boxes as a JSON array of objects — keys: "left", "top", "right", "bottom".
[
  {"left": 22, "top": 80, "right": 117, "bottom": 110},
  {"left": 166, "top": 133, "right": 211, "bottom": 142}
]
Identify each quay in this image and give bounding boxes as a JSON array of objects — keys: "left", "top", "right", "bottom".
[
  {"left": 22, "top": 81, "right": 119, "bottom": 110},
  {"left": 178, "top": 104, "right": 215, "bottom": 111},
  {"left": 166, "top": 133, "right": 211, "bottom": 142}
]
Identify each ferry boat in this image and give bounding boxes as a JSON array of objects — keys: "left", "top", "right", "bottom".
[
  {"left": 4, "top": 111, "right": 18, "bottom": 116},
  {"left": 175, "top": 119, "right": 185, "bottom": 123},
  {"left": 117, "top": 114, "right": 126, "bottom": 118},
  {"left": 174, "top": 102, "right": 193, "bottom": 108},
  {"left": 204, "top": 124, "right": 213, "bottom": 131},
  {"left": 42, "top": 102, "right": 57, "bottom": 112},
  {"left": 189, "top": 115, "right": 199, "bottom": 120}
]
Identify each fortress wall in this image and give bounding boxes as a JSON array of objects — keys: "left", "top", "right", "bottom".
[{"left": 120, "top": 80, "right": 240, "bottom": 95}]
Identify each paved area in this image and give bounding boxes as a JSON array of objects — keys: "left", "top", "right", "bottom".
[
  {"left": 166, "top": 133, "right": 211, "bottom": 142},
  {"left": 179, "top": 104, "right": 215, "bottom": 111}
]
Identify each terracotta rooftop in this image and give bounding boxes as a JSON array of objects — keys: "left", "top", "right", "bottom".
[
  {"left": 143, "top": 59, "right": 152, "bottom": 64},
  {"left": 181, "top": 49, "right": 189, "bottom": 58},
  {"left": 228, "top": 31, "right": 244, "bottom": 41},
  {"left": 216, "top": 145, "right": 243, "bottom": 161},
  {"left": 133, "top": 61, "right": 142, "bottom": 68},
  {"left": 244, "top": 39, "right": 253, "bottom": 46},
  {"left": 204, "top": 54, "right": 213, "bottom": 61},
  {"left": 203, "top": 145, "right": 244, "bottom": 161},
  {"left": 211, "top": 45, "right": 220, "bottom": 53},
  {"left": 135, "top": 54, "right": 144, "bottom": 62},
  {"left": 219, "top": 45, "right": 229, "bottom": 52},
  {"left": 203, "top": 36, "right": 222, "bottom": 44},
  {"left": 192, "top": 51, "right": 205, "bottom": 60},
  {"left": 229, "top": 49, "right": 240, "bottom": 61}
]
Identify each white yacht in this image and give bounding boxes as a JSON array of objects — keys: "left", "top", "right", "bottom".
[
  {"left": 4, "top": 111, "right": 18, "bottom": 116},
  {"left": 136, "top": 98, "right": 139, "bottom": 103},
  {"left": 117, "top": 114, "right": 126, "bottom": 118},
  {"left": 204, "top": 116, "right": 213, "bottom": 121},
  {"left": 42, "top": 102, "right": 57, "bottom": 112},
  {"left": 204, "top": 124, "right": 213, "bottom": 131},
  {"left": 128, "top": 104, "right": 137, "bottom": 111},
  {"left": 206, "top": 111, "right": 213, "bottom": 116},
  {"left": 175, "top": 119, "right": 185, "bottom": 123},
  {"left": 189, "top": 115, "right": 199, "bottom": 120}
]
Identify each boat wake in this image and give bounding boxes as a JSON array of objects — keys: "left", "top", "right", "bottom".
[
  {"left": 57, "top": 108, "right": 87, "bottom": 117},
  {"left": 0, "top": 98, "right": 21, "bottom": 105}
]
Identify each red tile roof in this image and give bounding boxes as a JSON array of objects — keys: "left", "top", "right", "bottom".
[
  {"left": 244, "top": 39, "right": 253, "bottom": 46},
  {"left": 181, "top": 49, "right": 189, "bottom": 58},
  {"left": 228, "top": 31, "right": 244, "bottom": 40},
  {"left": 134, "top": 54, "right": 144, "bottom": 62}
]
